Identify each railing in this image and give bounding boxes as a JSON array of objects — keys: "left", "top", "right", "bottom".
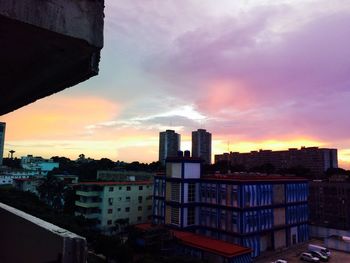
[
  {"left": 75, "top": 200, "right": 100, "bottom": 208},
  {"left": 76, "top": 190, "right": 101, "bottom": 197}
]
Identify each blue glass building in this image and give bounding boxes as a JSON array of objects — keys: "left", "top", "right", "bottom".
[{"left": 153, "top": 156, "right": 309, "bottom": 257}]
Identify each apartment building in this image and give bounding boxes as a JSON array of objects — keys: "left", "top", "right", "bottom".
[
  {"left": 153, "top": 155, "right": 309, "bottom": 257},
  {"left": 192, "top": 129, "right": 212, "bottom": 164},
  {"left": 309, "top": 179, "right": 350, "bottom": 230},
  {"left": 21, "top": 155, "right": 59, "bottom": 175},
  {"left": 215, "top": 147, "right": 338, "bottom": 175},
  {"left": 75, "top": 181, "right": 153, "bottom": 234},
  {"left": 159, "top": 130, "right": 181, "bottom": 165}
]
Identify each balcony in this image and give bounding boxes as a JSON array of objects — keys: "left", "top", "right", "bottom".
[
  {"left": 0, "top": 202, "right": 86, "bottom": 263},
  {"left": 76, "top": 190, "right": 101, "bottom": 197},
  {"left": 75, "top": 211, "right": 100, "bottom": 220},
  {"left": 75, "top": 200, "right": 100, "bottom": 208}
]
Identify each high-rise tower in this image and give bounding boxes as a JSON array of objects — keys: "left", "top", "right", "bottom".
[
  {"left": 192, "top": 129, "right": 211, "bottom": 164},
  {"left": 0, "top": 122, "right": 6, "bottom": 166},
  {"left": 159, "top": 130, "right": 180, "bottom": 165}
]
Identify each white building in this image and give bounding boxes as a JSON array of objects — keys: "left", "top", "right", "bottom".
[
  {"left": 21, "top": 155, "right": 59, "bottom": 175},
  {"left": 0, "top": 170, "right": 37, "bottom": 185},
  {"left": 75, "top": 180, "right": 153, "bottom": 234}
]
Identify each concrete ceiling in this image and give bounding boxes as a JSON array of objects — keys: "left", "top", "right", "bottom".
[{"left": 0, "top": 0, "right": 104, "bottom": 116}]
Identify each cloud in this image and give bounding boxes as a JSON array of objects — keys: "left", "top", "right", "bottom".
[{"left": 2, "top": 95, "right": 120, "bottom": 140}]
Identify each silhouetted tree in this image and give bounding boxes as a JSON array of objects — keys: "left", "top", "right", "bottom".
[
  {"left": 2, "top": 157, "right": 21, "bottom": 168},
  {"left": 37, "top": 174, "right": 65, "bottom": 210}
]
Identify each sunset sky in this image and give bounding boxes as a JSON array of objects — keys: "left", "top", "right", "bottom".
[{"left": 2, "top": 0, "right": 350, "bottom": 168}]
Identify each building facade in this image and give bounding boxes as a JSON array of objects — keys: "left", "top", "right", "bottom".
[
  {"left": 0, "top": 169, "right": 37, "bottom": 185},
  {"left": 75, "top": 181, "right": 153, "bottom": 234},
  {"left": 215, "top": 147, "right": 338, "bottom": 175},
  {"left": 159, "top": 130, "right": 181, "bottom": 165},
  {"left": 309, "top": 180, "right": 350, "bottom": 230},
  {"left": 0, "top": 122, "right": 5, "bottom": 166},
  {"left": 192, "top": 129, "right": 212, "bottom": 164},
  {"left": 153, "top": 157, "right": 309, "bottom": 257},
  {"left": 21, "top": 155, "right": 59, "bottom": 175}
]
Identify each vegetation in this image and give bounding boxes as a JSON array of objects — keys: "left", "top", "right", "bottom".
[
  {"left": 49, "top": 156, "right": 164, "bottom": 181},
  {"left": 2, "top": 157, "right": 21, "bottom": 169}
]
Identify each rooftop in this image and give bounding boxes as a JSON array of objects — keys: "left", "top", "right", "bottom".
[
  {"left": 203, "top": 174, "right": 307, "bottom": 182},
  {"left": 76, "top": 180, "right": 152, "bottom": 186},
  {"left": 173, "top": 230, "right": 251, "bottom": 258},
  {"left": 13, "top": 178, "right": 34, "bottom": 182},
  {"left": 135, "top": 224, "right": 251, "bottom": 258}
]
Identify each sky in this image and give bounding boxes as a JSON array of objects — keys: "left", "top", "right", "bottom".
[{"left": 2, "top": 0, "right": 350, "bottom": 168}]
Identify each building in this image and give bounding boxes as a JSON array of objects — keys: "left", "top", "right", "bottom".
[
  {"left": 159, "top": 130, "right": 181, "bottom": 165},
  {"left": 135, "top": 223, "right": 252, "bottom": 263},
  {"left": 215, "top": 147, "right": 338, "bottom": 175},
  {"left": 97, "top": 170, "right": 154, "bottom": 182},
  {"left": 192, "top": 129, "right": 212, "bottom": 164},
  {"left": 153, "top": 155, "right": 309, "bottom": 257},
  {"left": 309, "top": 180, "right": 350, "bottom": 231},
  {"left": 75, "top": 181, "right": 153, "bottom": 234},
  {"left": 21, "top": 155, "right": 59, "bottom": 175},
  {"left": 0, "top": 169, "right": 37, "bottom": 185},
  {"left": 0, "top": 122, "right": 5, "bottom": 166}
]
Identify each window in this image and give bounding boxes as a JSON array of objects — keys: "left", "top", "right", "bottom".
[
  {"left": 126, "top": 196, "right": 131, "bottom": 202},
  {"left": 188, "top": 183, "right": 196, "bottom": 202},
  {"left": 138, "top": 196, "right": 143, "bottom": 203},
  {"left": 139, "top": 186, "right": 143, "bottom": 190},
  {"left": 171, "top": 183, "right": 180, "bottom": 202},
  {"left": 138, "top": 206, "right": 142, "bottom": 211},
  {"left": 108, "top": 198, "right": 113, "bottom": 205},
  {"left": 107, "top": 220, "right": 112, "bottom": 225},
  {"left": 127, "top": 186, "right": 131, "bottom": 191},
  {"left": 118, "top": 197, "right": 122, "bottom": 201},
  {"left": 119, "top": 186, "right": 122, "bottom": 190},
  {"left": 109, "top": 187, "right": 114, "bottom": 192},
  {"left": 137, "top": 216, "right": 142, "bottom": 222},
  {"left": 108, "top": 209, "right": 113, "bottom": 214},
  {"left": 146, "top": 195, "right": 152, "bottom": 200},
  {"left": 117, "top": 208, "right": 121, "bottom": 212},
  {"left": 148, "top": 205, "right": 152, "bottom": 211},
  {"left": 187, "top": 207, "right": 195, "bottom": 225},
  {"left": 171, "top": 207, "right": 180, "bottom": 225},
  {"left": 125, "top": 207, "right": 130, "bottom": 212}
]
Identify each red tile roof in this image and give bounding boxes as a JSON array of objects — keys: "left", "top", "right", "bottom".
[
  {"left": 173, "top": 230, "right": 251, "bottom": 258},
  {"left": 77, "top": 180, "right": 152, "bottom": 186},
  {"left": 13, "top": 178, "right": 34, "bottom": 182},
  {"left": 134, "top": 224, "right": 251, "bottom": 258}
]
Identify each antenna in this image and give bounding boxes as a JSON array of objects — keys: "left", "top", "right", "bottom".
[{"left": 9, "top": 150, "right": 15, "bottom": 159}]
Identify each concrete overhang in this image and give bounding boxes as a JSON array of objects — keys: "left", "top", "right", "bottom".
[{"left": 0, "top": 0, "right": 104, "bottom": 115}]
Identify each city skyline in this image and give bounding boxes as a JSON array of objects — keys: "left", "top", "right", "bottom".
[{"left": 1, "top": 0, "right": 350, "bottom": 168}]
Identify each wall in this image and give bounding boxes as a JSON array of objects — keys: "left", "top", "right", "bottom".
[{"left": 0, "top": 202, "right": 86, "bottom": 263}]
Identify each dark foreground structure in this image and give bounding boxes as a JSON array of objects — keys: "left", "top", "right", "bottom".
[{"left": 0, "top": 0, "right": 104, "bottom": 115}]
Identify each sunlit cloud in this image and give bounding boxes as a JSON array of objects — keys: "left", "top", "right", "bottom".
[{"left": 2, "top": 0, "right": 350, "bottom": 169}]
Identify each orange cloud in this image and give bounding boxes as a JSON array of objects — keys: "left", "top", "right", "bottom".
[{"left": 1, "top": 95, "right": 120, "bottom": 140}]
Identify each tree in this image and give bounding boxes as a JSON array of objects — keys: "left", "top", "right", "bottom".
[
  {"left": 2, "top": 157, "right": 21, "bottom": 168},
  {"left": 37, "top": 175, "right": 65, "bottom": 210}
]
